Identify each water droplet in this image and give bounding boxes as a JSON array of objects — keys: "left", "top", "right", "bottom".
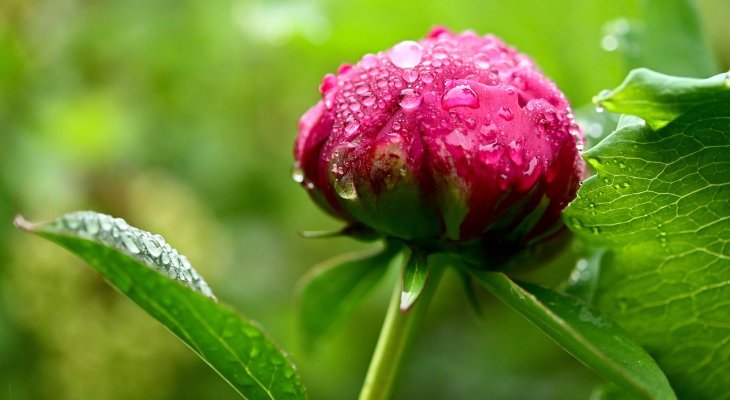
[
  {"left": 595, "top": 104, "right": 605, "bottom": 113},
  {"left": 479, "top": 143, "right": 503, "bottom": 164},
  {"left": 83, "top": 214, "right": 100, "bottom": 235},
  {"left": 399, "top": 89, "right": 422, "bottom": 110},
  {"left": 590, "top": 226, "right": 601, "bottom": 235},
  {"left": 421, "top": 71, "right": 434, "bottom": 83},
  {"left": 114, "top": 218, "right": 129, "bottom": 231},
  {"left": 99, "top": 215, "right": 113, "bottom": 231},
  {"left": 199, "top": 281, "right": 213, "bottom": 297},
  {"left": 587, "top": 157, "right": 601, "bottom": 169},
  {"left": 121, "top": 232, "right": 140, "bottom": 254},
  {"left": 569, "top": 217, "right": 584, "bottom": 230},
  {"left": 442, "top": 85, "right": 479, "bottom": 110},
  {"left": 497, "top": 106, "right": 513, "bottom": 121},
  {"left": 318, "top": 73, "right": 337, "bottom": 94},
  {"left": 508, "top": 147, "right": 523, "bottom": 166},
  {"left": 363, "top": 96, "right": 376, "bottom": 107},
  {"left": 221, "top": 326, "right": 236, "bottom": 338},
  {"left": 344, "top": 120, "right": 360, "bottom": 135},
  {"left": 388, "top": 40, "right": 423, "bottom": 69},
  {"left": 291, "top": 165, "right": 304, "bottom": 183},
  {"left": 473, "top": 53, "right": 491, "bottom": 69},
  {"left": 334, "top": 171, "right": 358, "bottom": 200},
  {"left": 243, "top": 326, "right": 261, "bottom": 338},
  {"left": 180, "top": 268, "right": 192, "bottom": 283},
  {"left": 392, "top": 122, "right": 401, "bottom": 131},
  {"left": 401, "top": 68, "right": 418, "bottom": 83},
  {"left": 360, "top": 53, "right": 379, "bottom": 69},
  {"left": 143, "top": 235, "right": 163, "bottom": 257},
  {"left": 353, "top": 85, "right": 368, "bottom": 95},
  {"left": 65, "top": 216, "right": 81, "bottom": 230}
]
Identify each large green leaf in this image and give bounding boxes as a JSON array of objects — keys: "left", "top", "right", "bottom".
[
  {"left": 594, "top": 69, "right": 730, "bottom": 130},
  {"left": 15, "top": 211, "right": 306, "bottom": 400},
  {"left": 565, "top": 71, "right": 730, "bottom": 399},
  {"left": 471, "top": 271, "right": 675, "bottom": 400},
  {"left": 297, "top": 243, "right": 398, "bottom": 347}
]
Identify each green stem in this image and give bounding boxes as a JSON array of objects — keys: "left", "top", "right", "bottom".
[{"left": 358, "top": 260, "right": 444, "bottom": 400}]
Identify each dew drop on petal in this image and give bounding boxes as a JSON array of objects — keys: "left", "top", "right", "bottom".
[
  {"left": 318, "top": 73, "right": 337, "bottom": 94},
  {"left": 473, "top": 54, "right": 491, "bottom": 69},
  {"left": 363, "top": 96, "right": 376, "bottom": 107},
  {"left": 497, "top": 106, "right": 514, "bottom": 121},
  {"left": 291, "top": 165, "right": 305, "bottom": 183},
  {"left": 344, "top": 120, "right": 360, "bottom": 134},
  {"left": 388, "top": 40, "right": 424, "bottom": 69},
  {"left": 323, "top": 91, "right": 336, "bottom": 110},
  {"left": 442, "top": 85, "right": 480, "bottom": 110},
  {"left": 401, "top": 68, "right": 419, "bottom": 83},
  {"left": 334, "top": 171, "right": 358, "bottom": 200},
  {"left": 399, "top": 89, "right": 422, "bottom": 110},
  {"left": 360, "top": 53, "right": 379, "bottom": 69}
]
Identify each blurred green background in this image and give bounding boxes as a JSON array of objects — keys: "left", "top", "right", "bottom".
[{"left": 1, "top": 0, "right": 727, "bottom": 399}]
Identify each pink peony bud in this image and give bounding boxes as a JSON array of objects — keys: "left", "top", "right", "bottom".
[{"left": 294, "top": 28, "right": 584, "bottom": 266}]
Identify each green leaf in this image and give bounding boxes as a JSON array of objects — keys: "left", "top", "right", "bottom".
[
  {"left": 297, "top": 243, "right": 399, "bottom": 347},
  {"left": 591, "top": 384, "right": 643, "bottom": 400},
  {"left": 15, "top": 211, "right": 306, "bottom": 400},
  {"left": 471, "top": 271, "right": 675, "bottom": 400},
  {"left": 565, "top": 71, "right": 730, "bottom": 398},
  {"left": 594, "top": 69, "right": 730, "bottom": 129},
  {"left": 399, "top": 249, "right": 430, "bottom": 312}
]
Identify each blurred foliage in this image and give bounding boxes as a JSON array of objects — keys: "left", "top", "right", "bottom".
[{"left": 0, "top": 0, "right": 726, "bottom": 399}]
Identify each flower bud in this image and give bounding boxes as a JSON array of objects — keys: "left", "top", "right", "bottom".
[{"left": 294, "top": 28, "right": 584, "bottom": 266}]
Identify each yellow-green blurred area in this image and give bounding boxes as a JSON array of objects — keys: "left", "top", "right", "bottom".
[{"left": 1, "top": 1, "right": 728, "bottom": 399}]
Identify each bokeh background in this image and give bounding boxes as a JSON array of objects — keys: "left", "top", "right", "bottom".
[{"left": 1, "top": 0, "right": 728, "bottom": 399}]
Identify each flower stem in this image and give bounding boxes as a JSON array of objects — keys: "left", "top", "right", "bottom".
[{"left": 358, "top": 261, "right": 444, "bottom": 400}]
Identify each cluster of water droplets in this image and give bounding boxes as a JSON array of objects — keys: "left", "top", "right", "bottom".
[
  {"left": 317, "top": 30, "right": 541, "bottom": 143},
  {"left": 298, "top": 29, "right": 586, "bottom": 219},
  {"left": 52, "top": 211, "right": 215, "bottom": 299}
]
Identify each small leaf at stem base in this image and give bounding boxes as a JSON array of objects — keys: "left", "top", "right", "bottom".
[{"left": 400, "top": 249, "right": 429, "bottom": 312}]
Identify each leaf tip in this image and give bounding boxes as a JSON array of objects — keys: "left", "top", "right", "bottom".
[
  {"left": 13, "top": 214, "right": 35, "bottom": 231},
  {"left": 399, "top": 290, "right": 416, "bottom": 312}
]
